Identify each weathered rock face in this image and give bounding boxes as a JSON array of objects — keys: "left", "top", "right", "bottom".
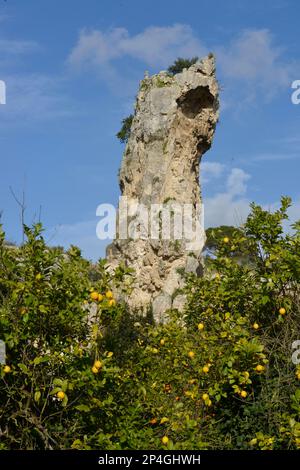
[{"left": 106, "top": 55, "right": 219, "bottom": 320}]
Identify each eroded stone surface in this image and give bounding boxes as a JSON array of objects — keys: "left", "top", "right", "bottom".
[{"left": 106, "top": 55, "right": 219, "bottom": 319}]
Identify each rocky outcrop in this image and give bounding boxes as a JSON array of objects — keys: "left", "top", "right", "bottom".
[{"left": 106, "top": 55, "right": 219, "bottom": 320}]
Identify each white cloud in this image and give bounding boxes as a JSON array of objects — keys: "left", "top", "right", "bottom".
[
  {"left": 47, "top": 220, "right": 108, "bottom": 261},
  {"left": 0, "top": 34, "right": 73, "bottom": 123},
  {"left": 204, "top": 192, "right": 251, "bottom": 228},
  {"left": 0, "top": 38, "right": 40, "bottom": 69},
  {"left": 68, "top": 24, "right": 206, "bottom": 69},
  {"left": 0, "top": 74, "right": 76, "bottom": 123},
  {"left": 204, "top": 165, "right": 300, "bottom": 229},
  {"left": 204, "top": 168, "right": 251, "bottom": 228},
  {"left": 217, "top": 29, "right": 296, "bottom": 100},
  {"left": 226, "top": 168, "right": 250, "bottom": 196},
  {"left": 201, "top": 161, "right": 225, "bottom": 183},
  {"left": 68, "top": 24, "right": 297, "bottom": 105},
  {"left": 0, "top": 38, "right": 39, "bottom": 55},
  {"left": 251, "top": 152, "right": 300, "bottom": 162}
]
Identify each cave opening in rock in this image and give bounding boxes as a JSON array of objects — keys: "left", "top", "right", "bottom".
[{"left": 177, "top": 86, "right": 214, "bottom": 118}]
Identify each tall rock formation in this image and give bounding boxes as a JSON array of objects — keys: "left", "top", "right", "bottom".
[{"left": 106, "top": 55, "right": 219, "bottom": 320}]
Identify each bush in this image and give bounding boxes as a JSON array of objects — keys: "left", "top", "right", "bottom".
[
  {"left": 167, "top": 57, "right": 199, "bottom": 75},
  {"left": 116, "top": 115, "right": 133, "bottom": 144},
  {"left": 1, "top": 197, "right": 300, "bottom": 449}
]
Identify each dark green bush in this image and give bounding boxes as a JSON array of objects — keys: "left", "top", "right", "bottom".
[
  {"left": 167, "top": 57, "right": 199, "bottom": 75},
  {"left": 116, "top": 115, "right": 134, "bottom": 144}
]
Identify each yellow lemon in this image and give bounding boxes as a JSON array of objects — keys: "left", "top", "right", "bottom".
[
  {"left": 160, "top": 339, "right": 165, "bottom": 346},
  {"left": 223, "top": 237, "right": 229, "bottom": 243},
  {"left": 244, "top": 371, "right": 250, "bottom": 379},
  {"left": 279, "top": 307, "right": 286, "bottom": 315},
  {"left": 109, "top": 299, "right": 116, "bottom": 307},
  {"left": 106, "top": 290, "right": 113, "bottom": 299},
  {"left": 202, "top": 366, "right": 209, "bottom": 374},
  {"left": 240, "top": 390, "right": 247, "bottom": 398},
  {"left": 202, "top": 393, "right": 209, "bottom": 401},
  {"left": 107, "top": 351, "right": 114, "bottom": 358},
  {"left": 188, "top": 351, "right": 195, "bottom": 359},
  {"left": 161, "top": 436, "right": 169, "bottom": 445},
  {"left": 255, "top": 364, "right": 265, "bottom": 372},
  {"left": 92, "top": 366, "right": 99, "bottom": 374},
  {"left": 94, "top": 360, "right": 102, "bottom": 369},
  {"left": 90, "top": 291, "right": 99, "bottom": 301},
  {"left": 57, "top": 391, "right": 65, "bottom": 400},
  {"left": 160, "top": 417, "right": 169, "bottom": 424},
  {"left": 296, "top": 372, "right": 300, "bottom": 380},
  {"left": 207, "top": 399, "right": 212, "bottom": 407},
  {"left": 198, "top": 323, "right": 204, "bottom": 331},
  {"left": 3, "top": 365, "right": 11, "bottom": 374},
  {"left": 97, "top": 294, "right": 104, "bottom": 302},
  {"left": 253, "top": 323, "right": 259, "bottom": 330}
]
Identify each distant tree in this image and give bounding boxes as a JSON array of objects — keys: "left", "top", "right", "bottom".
[
  {"left": 205, "top": 225, "right": 255, "bottom": 266},
  {"left": 167, "top": 57, "right": 199, "bottom": 75},
  {"left": 205, "top": 226, "right": 239, "bottom": 253},
  {"left": 116, "top": 114, "right": 134, "bottom": 144}
]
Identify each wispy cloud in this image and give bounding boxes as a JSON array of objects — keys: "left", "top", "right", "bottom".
[
  {"left": 216, "top": 29, "right": 298, "bottom": 105},
  {"left": 47, "top": 219, "right": 108, "bottom": 261},
  {"left": 201, "top": 161, "right": 225, "bottom": 183},
  {"left": 0, "top": 14, "right": 9, "bottom": 24},
  {"left": 217, "top": 29, "right": 290, "bottom": 85},
  {"left": 68, "top": 24, "right": 206, "bottom": 70},
  {"left": 0, "top": 38, "right": 40, "bottom": 55},
  {"left": 68, "top": 24, "right": 298, "bottom": 105},
  {"left": 251, "top": 152, "right": 300, "bottom": 162},
  {"left": 203, "top": 165, "right": 300, "bottom": 229},
  {"left": 203, "top": 167, "right": 251, "bottom": 227},
  {"left": 0, "top": 74, "right": 76, "bottom": 124}
]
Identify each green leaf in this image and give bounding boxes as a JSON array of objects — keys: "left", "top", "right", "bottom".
[
  {"left": 75, "top": 404, "right": 90, "bottom": 412},
  {"left": 62, "top": 395, "right": 68, "bottom": 407},
  {"left": 18, "top": 363, "right": 29, "bottom": 374},
  {"left": 33, "top": 356, "right": 50, "bottom": 365}
]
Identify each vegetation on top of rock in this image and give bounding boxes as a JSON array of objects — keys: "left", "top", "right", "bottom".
[
  {"left": 167, "top": 57, "right": 199, "bottom": 75},
  {"left": 116, "top": 114, "right": 134, "bottom": 144}
]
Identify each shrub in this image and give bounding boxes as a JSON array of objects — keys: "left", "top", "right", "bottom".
[
  {"left": 167, "top": 57, "right": 199, "bottom": 75},
  {"left": 0, "top": 197, "right": 300, "bottom": 449},
  {"left": 116, "top": 115, "right": 134, "bottom": 144}
]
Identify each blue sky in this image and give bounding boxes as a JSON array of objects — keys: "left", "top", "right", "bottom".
[{"left": 0, "top": 0, "right": 299, "bottom": 260}]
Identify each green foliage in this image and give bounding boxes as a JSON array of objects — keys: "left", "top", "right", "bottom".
[
  {"left": 205, "top": 225, "right": 256, "bottom": 265},
  {"left": 167, "top": 57, "right": 199, "bottom": 75},
  {"left": 155, "top": 77, "right": 170, "bottom": 88},
  {"left": 116, "top": 115, "right": 134, "bottom": 144},
  {"left": 1, "top": 196, "right": 300, "bottom": 449}
]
